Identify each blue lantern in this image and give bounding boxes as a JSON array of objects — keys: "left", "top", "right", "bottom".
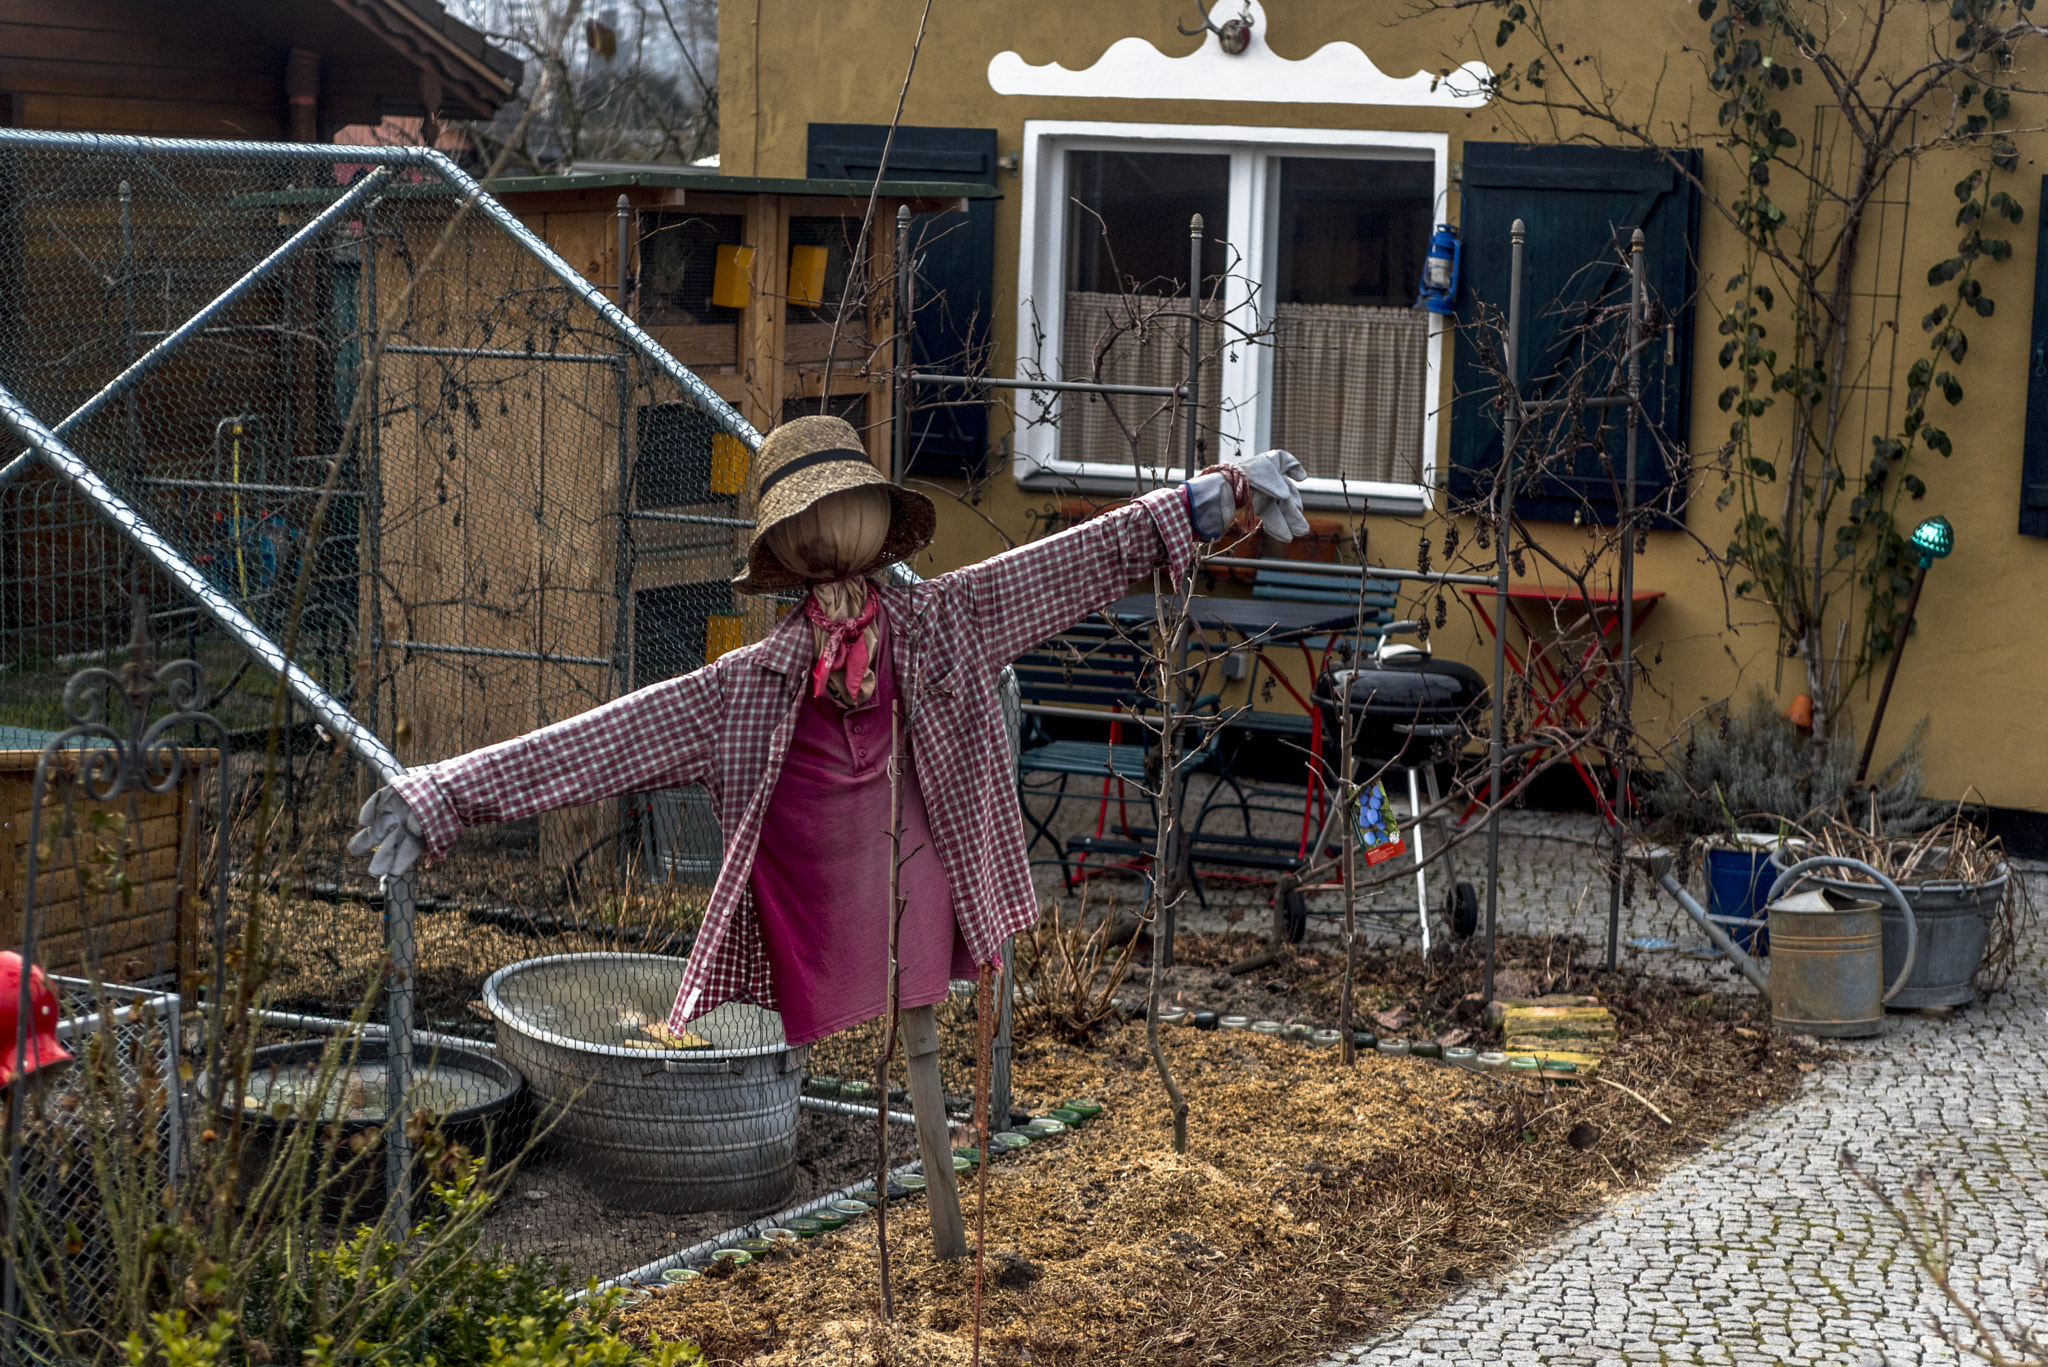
[{"left": 1415, "top": 223, "right": 1461, "bottom": 314}]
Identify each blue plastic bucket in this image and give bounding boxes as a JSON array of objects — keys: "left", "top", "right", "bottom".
[{"left": 1705, "top": 841, "right": 1775, "bottom": 954}]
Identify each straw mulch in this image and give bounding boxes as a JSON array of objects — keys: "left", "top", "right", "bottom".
[{"left": 621, "top": 978, "right": 1809, "bottom": 1367}]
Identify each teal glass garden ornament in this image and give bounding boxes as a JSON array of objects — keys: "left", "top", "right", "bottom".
[{"left": 1909, "top": 515, "right": 1953, "bottom": 568}]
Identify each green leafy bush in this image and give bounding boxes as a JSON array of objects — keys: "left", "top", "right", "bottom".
[{"left": 118, "top": 1167, "right": 696, "bottom": 1367}]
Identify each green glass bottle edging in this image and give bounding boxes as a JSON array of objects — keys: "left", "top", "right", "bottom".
[
  {"left": 1060, "top": 1098, "right": 1104, "bottom": 1121},
  {"left": 1411, "top": 1041, "right": 1444, "bottom": 1060},
  {"left": 805, "top": 1075, "right": 842, "bottom": 1098},
  {"left": 735, "top": 1238, "right": 775, "bottom": 1255},
  {"left": 812, "top": 1209, "right": 848, "bottom": 1231},
  {"left": 1376, "top": 1039, "right": 1410, "bottom": 1057},
  {"left": 831, "top": 1199, "right": 869, "bottom": 1219},
  {"left": 1219, "top": 1015, "right": 1252, "bottom": 1031},
  {"left": 899, "top": 1174, "right": 928, "bottom": 1192},
  {"left": 661, "top": 1267, "right": 701, "bottom": 1283},
  {"left": 787, "top": 1218, "right": 824, "bottom": 1238},
  {"left": 840, "top": 1080, "right": 875, "bottom": 1102},
  {"left": 710, "top": 1249, "right": 752, "bottom": 1267},
  {"left": 1047, "top": 1108, "right": 1083, "bottom": 1126}
]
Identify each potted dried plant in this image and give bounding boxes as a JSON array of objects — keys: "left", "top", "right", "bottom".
[{"left": 1770, "top": 812, "right": 2025, "bottom": 1008}]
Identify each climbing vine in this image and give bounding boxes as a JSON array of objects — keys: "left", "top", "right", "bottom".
[{"left": 1414, "top": 0, "right": 2041, "bottom": 740}]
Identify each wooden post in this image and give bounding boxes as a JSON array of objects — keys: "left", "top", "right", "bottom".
[{"left": 900, "top": 1003, "right": 967, "bottom": 1258}]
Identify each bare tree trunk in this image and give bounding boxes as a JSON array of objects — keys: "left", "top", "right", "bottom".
[
  {"left": 971, "top": 963, "right": 994, "bottom": 1365},
  {"left": 874, "top": 699, "right": 905, "bottom": 1319},
  {"left": 1146, "top": 604, "right": 1191, "bottom": 1154}
]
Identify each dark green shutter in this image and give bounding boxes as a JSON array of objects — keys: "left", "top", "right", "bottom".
[
  {"left": 2018, "top": 173, "right": 2048, "bottom": 536},
  {"left": 807, "top": 124, "right": 998, "bottom": 478},
  {"left": 1450, "top": 143, "right": 1701, "bottom": 525}
]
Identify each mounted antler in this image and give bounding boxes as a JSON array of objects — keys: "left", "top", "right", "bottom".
[{"left": 1177, "top": 0, "right": 1254, "bottom": 54}]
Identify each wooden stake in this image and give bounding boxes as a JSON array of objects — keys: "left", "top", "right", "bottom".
[{"left": 901, "top": 1004, "right": 966, "bottom": 1258}]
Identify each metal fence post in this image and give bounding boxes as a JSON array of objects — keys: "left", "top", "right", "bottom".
[{"left": 1484, "top": 218, "right": 1526, "bottom": 1005}]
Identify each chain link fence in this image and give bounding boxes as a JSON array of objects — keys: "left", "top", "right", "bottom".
[{"left": 0, "top": 132, "right": 984, "bottom": 1301}]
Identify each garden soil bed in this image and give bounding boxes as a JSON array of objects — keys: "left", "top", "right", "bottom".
[
  {"left": 620, "top": 931, "right": 1814, "bottom": 1366},
  {"left": 476, "top": 1107, "right": 880, "bottom": 1286}
]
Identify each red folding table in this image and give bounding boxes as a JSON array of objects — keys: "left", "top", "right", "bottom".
[{"left": 1461, "top": 585, "right": 1662, "bottom": 824}]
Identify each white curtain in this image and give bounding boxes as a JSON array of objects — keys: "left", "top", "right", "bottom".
[
  {"left": 1268, "top": 303, "right": 1427, "bottom": 487},
  {"left": 1058, "top": 290, "right": 1223, "bottom": 472}
]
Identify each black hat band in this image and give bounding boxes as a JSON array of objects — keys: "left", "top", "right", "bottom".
[{"left": 756, "top": 447, "right": 873, "bottom": 499}]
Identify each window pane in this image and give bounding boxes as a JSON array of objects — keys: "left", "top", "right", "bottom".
[
  {"left": 1269, "top": 157, "right": 1433, "bottom": 486},
  {"left": 1061, "top": 151, "right": 1228, "bottom": 467},
  {"left": 1274, "top": 157, "right": 1432, "bottom": 307},
  {"left": 1065, "top": 150, "right": 1229, "bottom": 296}
]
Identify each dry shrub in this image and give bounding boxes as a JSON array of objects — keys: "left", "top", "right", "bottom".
[{"left": 1013, "top": 896, "right": 1135, "bottom": 1044}]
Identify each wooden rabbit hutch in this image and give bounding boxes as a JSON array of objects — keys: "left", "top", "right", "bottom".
[{"left": 355, "top": 170, "right": 994, "bottom": 872}]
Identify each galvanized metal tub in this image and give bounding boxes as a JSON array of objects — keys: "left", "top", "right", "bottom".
[
  {"left": 483, "top": 953, "right": 804, "bottom": 1213},
  {"left": 1772, "top": 846, "right": 2004, "bottom": 1009}
]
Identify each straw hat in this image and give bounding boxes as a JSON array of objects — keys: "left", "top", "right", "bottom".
[{"left": 733, "top": 415, "right": 936, "bottom": 594}]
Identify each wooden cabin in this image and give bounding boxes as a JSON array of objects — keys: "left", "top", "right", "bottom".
[{"left": 0, "top": 0, "right": 518, "bottom": 141}]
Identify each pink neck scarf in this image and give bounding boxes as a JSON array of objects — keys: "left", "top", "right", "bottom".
[{"left": 803, "top": 579, "right": 880, "bottom": 700}]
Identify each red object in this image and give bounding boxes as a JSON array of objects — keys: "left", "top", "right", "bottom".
[
  {"left": 0, "top": 953, "right": 72, "bottom": 1088},
  {"left": 1362, "top": 838, "right": 1408, "bottom": 868},
  {"left": 1461, "top": 585, "right": 1664, "bottom": 825},
  {"left": 1785, "top": 694, "right": 1814, "bottom": 729},
  {"left": 801, "top": 579, "right": 880, "bottom": 700}
]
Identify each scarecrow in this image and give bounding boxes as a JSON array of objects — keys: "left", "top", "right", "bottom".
[{"left": 350, "top": 416, "right": 1304, "bottom": 1250}]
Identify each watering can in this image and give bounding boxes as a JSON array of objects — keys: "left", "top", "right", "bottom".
[{"left": 1638, "top": 852, "right": 1918, "bottom": 1039}]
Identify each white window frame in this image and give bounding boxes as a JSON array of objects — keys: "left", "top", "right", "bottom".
[{"left": 1013, "top": 119, "right": 1449, "bottom": 516}]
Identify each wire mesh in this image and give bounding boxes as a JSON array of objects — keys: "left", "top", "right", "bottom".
[{"left": 0, "top": 137, "right": 987, "bottom": 1296}]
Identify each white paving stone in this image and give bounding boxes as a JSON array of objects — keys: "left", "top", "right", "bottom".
[{"left": 1285, "top": 815, "right": 2048, "bottom": 1366}]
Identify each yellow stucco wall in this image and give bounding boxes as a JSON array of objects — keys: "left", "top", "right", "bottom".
[{"left": 721, "top": 0, "right": 2048, "bottom": 815}]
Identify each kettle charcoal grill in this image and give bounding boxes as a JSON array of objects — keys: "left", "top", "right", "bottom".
[
  {"left": 1313, "top": 652, "right": 1487, "bottom": 768},
  {"left": 1312, "top": 649, "right": 1487, "bottom": 949}
]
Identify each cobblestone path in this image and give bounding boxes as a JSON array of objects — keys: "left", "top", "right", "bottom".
[{"left": 1299, "top": 817, "right": 2046, "bottom": 1367}]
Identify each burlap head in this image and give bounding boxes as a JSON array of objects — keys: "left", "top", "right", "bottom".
[{"left": 733, "top": 415, "right": 936, "bottom": 594}]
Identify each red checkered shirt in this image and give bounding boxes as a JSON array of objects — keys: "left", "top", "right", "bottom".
[{"left": 390, "top": 487, "right": 1199, "bottom": 1028}]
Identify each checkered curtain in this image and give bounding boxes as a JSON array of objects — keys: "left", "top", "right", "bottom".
[
  {"left": 1058, "top": 291, "right": 1223, "bottom": 471},
  {"left": 1268, "top": 303, "right": 1428, "bottom": 487}
]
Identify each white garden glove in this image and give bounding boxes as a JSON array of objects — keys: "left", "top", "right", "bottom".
[
  {"left": 347, "top": 786, "right": 425, "bottom": 879},
  {"left": 1224, "top": 449, "right": 1309, "bottom": 542}
]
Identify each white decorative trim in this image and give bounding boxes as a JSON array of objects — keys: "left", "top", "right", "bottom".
[
  {"left": 987, "top": 1, "right": 1490, "bottom": 108},
  {"left": 1010, "top": 119, "right": 1448, "bottom": 515}
]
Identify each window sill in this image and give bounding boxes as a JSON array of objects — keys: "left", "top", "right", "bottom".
[{"left": 1013, "top": 460, "right": 1430, "bottom": 518}]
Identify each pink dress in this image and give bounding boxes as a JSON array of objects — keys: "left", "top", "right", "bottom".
[{"left": 746, "top": 612, "right": 977, "bottom": 1045}]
